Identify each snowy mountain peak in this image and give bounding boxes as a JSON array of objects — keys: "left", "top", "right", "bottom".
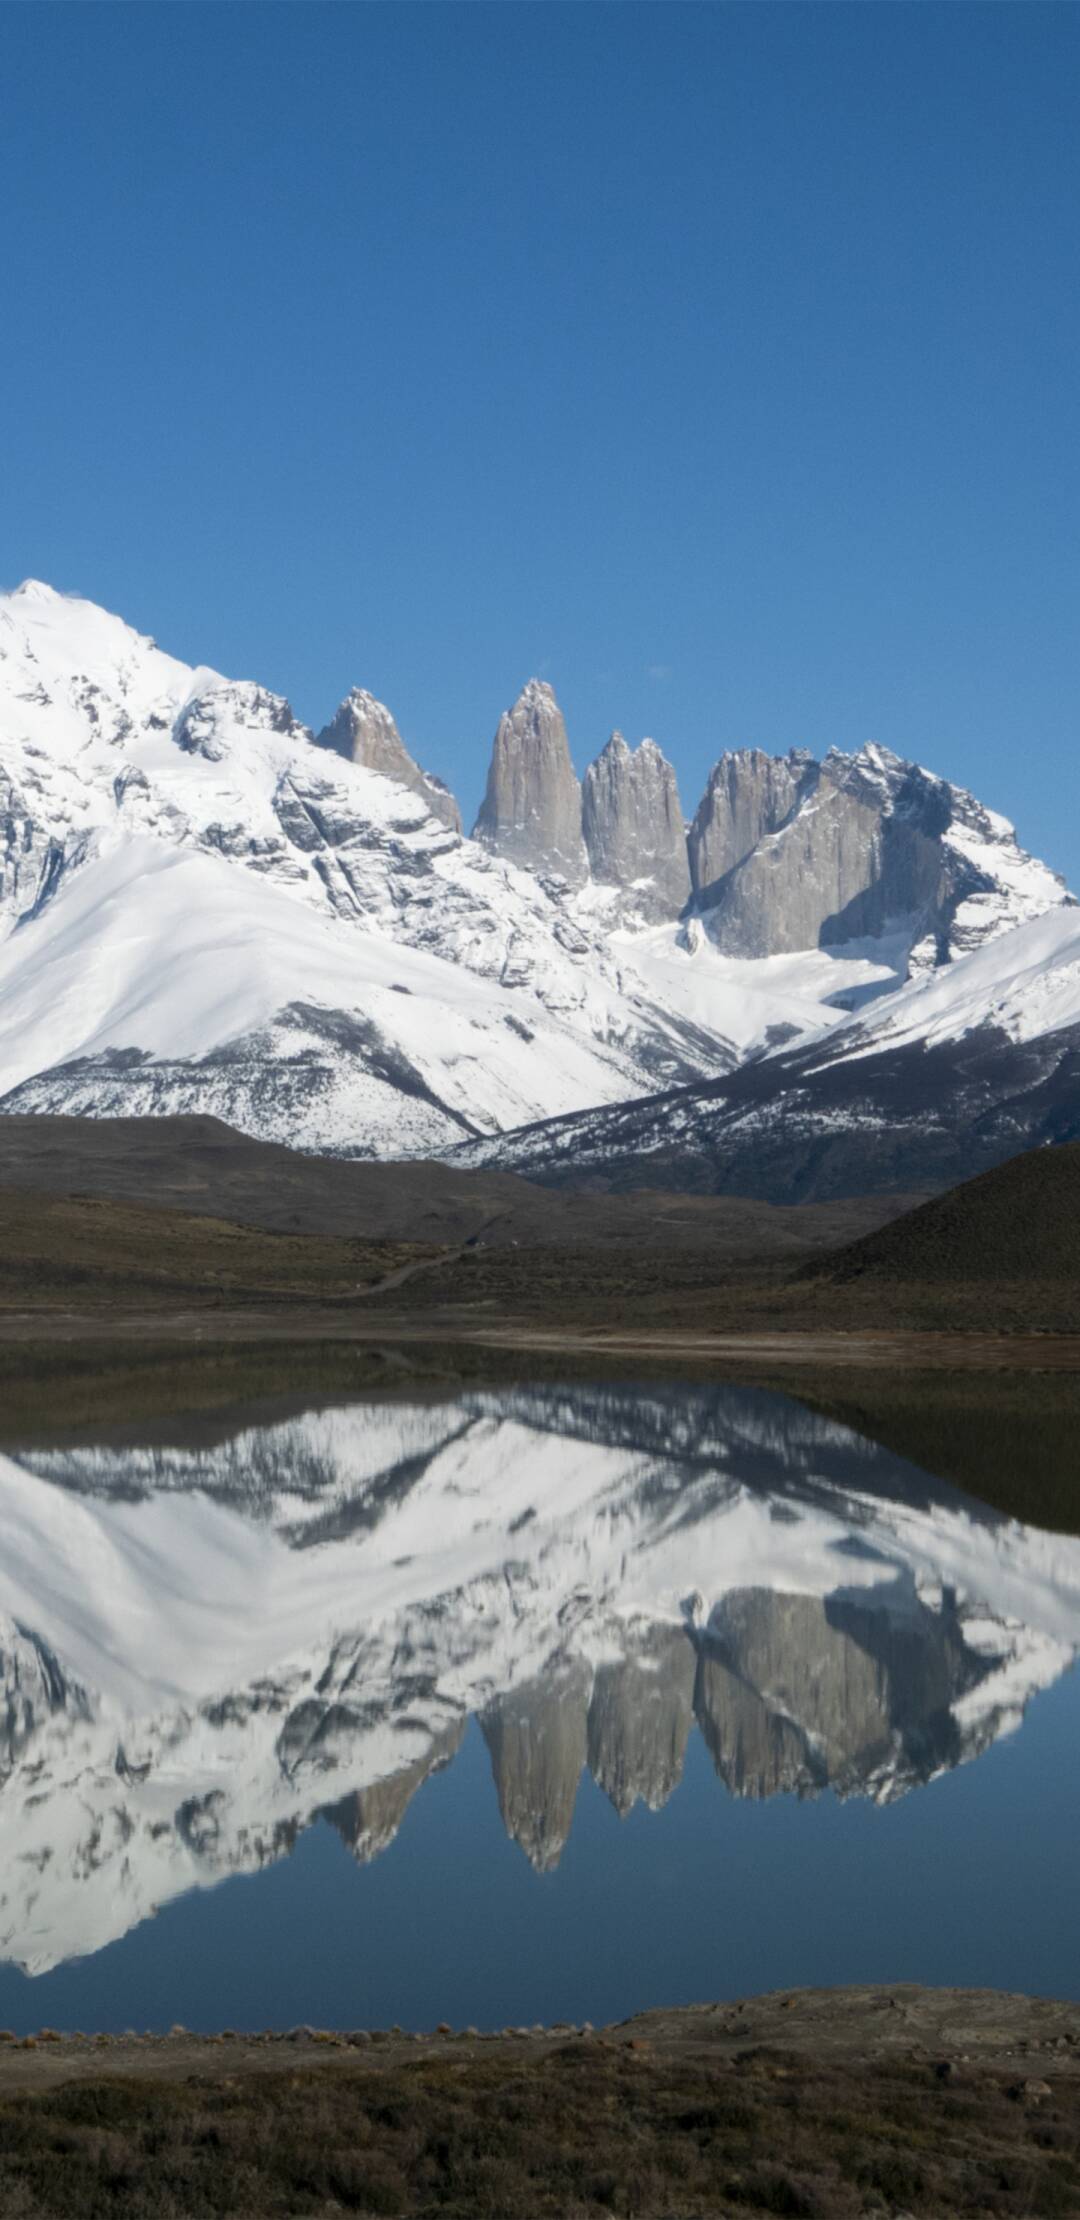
[
  {"left": 0, "top": 578, "right": 1073, "bottom": 1165},
  {"left": 3, "top": 577, "right": 158, "bottom": 651},
  {"left": 315, "top": 687, "right": 461, "bottom": 833},
  {"left": 0, "top": 583, "right": 744, "bottom": 1154},
  {"left": 514, "top": 676, "right": 559, "bottom": 711},
  {"left": 474, "top": 676, "right": 588, "bottom": 884},
  {"left": 11, "top": 577, "right": 64, "bottom": 604}
]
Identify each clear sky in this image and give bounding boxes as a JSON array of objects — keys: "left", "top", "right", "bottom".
[{"left": 2, "top": 2, "right": 1077, "bottom": 872}]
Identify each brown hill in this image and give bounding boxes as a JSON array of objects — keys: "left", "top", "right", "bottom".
[
  {"left": 0, "top": 1114, "right": 913, "bottom": 1261},
  {"left": 811, "top": 1142, "right": 1080, "bottom": 1286}
]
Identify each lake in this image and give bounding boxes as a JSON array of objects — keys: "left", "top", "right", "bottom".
[{"left": 0, "top": 1381, "right": 1078, "bottom": 2033}]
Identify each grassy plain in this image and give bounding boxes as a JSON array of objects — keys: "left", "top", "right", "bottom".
[{"left": 1, "top": 1989, "right": 1079, "bottom": 2219}]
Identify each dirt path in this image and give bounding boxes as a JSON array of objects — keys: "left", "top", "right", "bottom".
[{"left": 352, "top": 1245, "right": 467, "bottom": 1295}]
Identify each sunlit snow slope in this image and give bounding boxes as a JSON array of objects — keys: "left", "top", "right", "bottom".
[{"left": 0, "top": 579, "right": 1071, "bottom": 1159}]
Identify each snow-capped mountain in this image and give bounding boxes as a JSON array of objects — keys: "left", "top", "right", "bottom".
[
  {"left": 459, "top": 903, "right": 1080, "bottom": 1198},
  {"left": 1, "top": 1383, "right": 1077, "bottom": 1973},
  {"left": 684, "top": 740, "right": 1065, "bottom": 967},
  {"left": 0, "top": 579, "right": 1070, "bottom": 1163},
  {"left": 0, "top": 584, "right": 737, "bottom": 1152}
]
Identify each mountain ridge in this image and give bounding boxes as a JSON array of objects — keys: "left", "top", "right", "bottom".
[{"left": 0, "top": 579, "right": 1072, "bottom": 1177}]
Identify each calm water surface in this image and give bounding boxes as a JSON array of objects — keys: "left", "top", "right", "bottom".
[{"left": 0, "top": 1382, "right": 1077, "bottom": 2031}]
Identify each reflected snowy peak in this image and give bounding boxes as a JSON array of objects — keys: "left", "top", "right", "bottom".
[{"left": 0, "top": 1385, "right": 1077, "bottom": 1973}]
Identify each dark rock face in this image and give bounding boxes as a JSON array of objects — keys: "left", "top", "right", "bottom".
[
  {"left": 685, "top": 743, "right": 1066, "bottom": 963},
  {"left": 0, "top": 774, "right": 59, "bottom": 923},
  {"left": 582, "top": 734, "right": 690, "bottom": 921},
  {"left": 693, "top": 1587, "right": 978, "bottom": 1801},
  {"left": 316, "top": 690, "right": 461, "bottom": 834},
  {"left": 586, "top": 1625, "right": 696, "bottom": 1815},
  {"left": 0, "top": 1630, "right": 89, "bottom": 1784},
  {"left": 481, "top": 1660, "right": 590, "bottom": 1870},
  {"left": 688, "top": 749, "right": 813, "bottom": 909},
  {"left": 473, "top": 682, "right": 588, "bottom": 885}
]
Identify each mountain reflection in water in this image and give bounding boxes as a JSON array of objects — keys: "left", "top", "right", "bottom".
[{"left": 0, "top": 1384, "right": 1077, "bottom": 1977}]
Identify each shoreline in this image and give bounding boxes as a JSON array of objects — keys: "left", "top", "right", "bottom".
[
  {"left": 4, "top": 1303, "right": 1080, "bottom": 1369},
  {"left": 2, "top": 1985, "right": 1079, "bottom": 2087},
  {"left": 5, "top": 1313, "right": 1080, "bottom": 1534},
  {"left": 1, "top": 1986, "right": 1077, "bottom": 2216}
]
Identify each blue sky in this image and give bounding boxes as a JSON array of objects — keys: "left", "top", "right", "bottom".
[{"left": 2, "top": 2, "right": 1077, "bottom": 870}]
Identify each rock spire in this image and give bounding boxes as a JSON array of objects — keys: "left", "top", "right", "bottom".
[
  {"left": 582, "top": 731, "right": 690, "bottom": 920},
  {"left": 316, "top": 689, "right": 461, "bottom": 833},
  {"left": 687, "top": 748, "right": 812, "bottom": 908},
  {"left": 472, "top": 680, "right": 588, "bottom": 884}
]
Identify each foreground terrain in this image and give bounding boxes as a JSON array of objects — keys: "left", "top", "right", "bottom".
[
  {"left": 0, "top": 1988, "right": 1077, "bottom": 2218},
  {"left": 2, "top": 1120, "right": 1080, "bottom": 1532},
  {"left": 1, "top": 1129, "right": 1079, "bottom": 2213},
  {"left": 0, "top": 1116, "right": 1076, "bottom": 1341}
]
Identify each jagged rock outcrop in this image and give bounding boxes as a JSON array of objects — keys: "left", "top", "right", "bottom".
[
  {"left": 693, "top": 1586, "right": 981, "bottom": 1801},
  {"left": 481, "top": 1660, "right": 590, "bottom": 1870},
  {"left": 586, "top": 1625, "right": 696, "bottom": 1815},
  {"left": 316, "top": 689, "right": 461, "bottom": 833},
  {"left": 687, "top": 743, "right": 1069, "bottom": 964},
  {"left": 317, "top": 1719, "right": 466, "bottom": 1864},
  {"left": 688, "top": 749, "right": 812, "bottom": 908},
  {"left": 473, "top": 681, "right": 587, "bottom": 884},
  {"left": 582, "top": 733, "right": 690, "bottom": 921}
]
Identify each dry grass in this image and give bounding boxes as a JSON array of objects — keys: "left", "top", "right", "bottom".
[
  {"left": 0, "top": 1191, "right": 426, "bottom": 1309},
  {"left": 0, "top": 2042, "right": 1078, "bottom": 2218}
]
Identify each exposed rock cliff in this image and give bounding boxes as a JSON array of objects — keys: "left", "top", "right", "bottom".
[
  {"left": 318, "top": 1719, "right": 466, "bottom": 1864},
  {"left": 693, "top": 1586, "right": 980, "bottom": 1801},
  {"left": 316, "top": 689, "right": 461, "bottom": 833},
  {"left": 586, "top": 1623, "right": 696, "bottom": 1815},
  {"left": 688, "top": 749, "right": 812, "bottom": 907},
  {"left": 688, "top": 743, "right": 1068, "bottom": 965},
  {"left": 473, "top": 681, "right": 588, "bottom": 884},
  {"left": 481, "top": 1660, "right": 590, "bottom": 1871},
  {"left": 582, "top": 733, "right": 690, "bottom": 921}
]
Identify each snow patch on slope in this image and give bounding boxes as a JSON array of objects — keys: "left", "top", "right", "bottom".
[
  {"left": 612, "top": 916, "right": 911, "bottom": 1057},
  {"left": 0, "top": 582, "right": 745, "bottom": 1142},
  {"left": 827, "top": 904, "right": 1080, "bottom": 1065},
  {"left": 0, "top": 841, "right": 658, "bottom": 1154}
]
